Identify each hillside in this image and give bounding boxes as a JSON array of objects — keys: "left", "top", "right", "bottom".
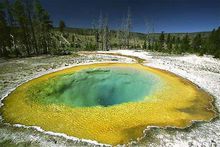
[
  {"left": 56, "top": 27, "right": 210, "bottom": 39},
  {"left": 52, "top": 27, "right": 211, "bottom": 51}
]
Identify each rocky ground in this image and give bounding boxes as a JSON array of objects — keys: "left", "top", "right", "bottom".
[{"left": 0, "top": 50, "right": 219, "bottom": 147}]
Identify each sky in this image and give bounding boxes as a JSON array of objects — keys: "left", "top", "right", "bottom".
[{"left": 40, "top": 0, "right": 220, "bottom": 33}]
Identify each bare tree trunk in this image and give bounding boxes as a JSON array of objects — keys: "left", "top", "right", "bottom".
[
  {"left": 145, "top": 18, "right": 155, "bottom": 50},
  {"left": 103, "top": 16, "right": 109, "bottom": 51},
  {"left": 25, "top": 0, "right": 38, "bottom": 55},
  {"left": 98, "top": 12, "right": 103, "bottom": 50},
  {"left": 92, "top": 19, "right": 99, "bottom": 49},
  {"left": 125, "top": 7, "right": 132, "bottom": 49}
]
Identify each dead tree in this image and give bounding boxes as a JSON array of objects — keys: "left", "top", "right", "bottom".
[
  {"left": 92, "top": 19, "right": 99, "bottom": 49},
  {"left": 98, "top": 12, "right": 103, "bottom": 50},
  {"left": 103, "top": 16, "right": 109, "bottom": 51},
  {"left": 145, "top": 18, "right": 155, "bottom": 49},
  {"left": 119, "top": 7, "right": 132, "bottom": 49},
  {"left": 125, "top": 7, "right": 132, "bottom": 49}
]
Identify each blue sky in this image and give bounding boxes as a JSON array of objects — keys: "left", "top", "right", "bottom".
[{"left": 40, "top": 0, "right": 220, "bottom": 33}]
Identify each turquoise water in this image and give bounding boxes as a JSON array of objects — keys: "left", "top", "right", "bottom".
[{"left": 35, "top": 67, "right": 162, "bottom": 107}]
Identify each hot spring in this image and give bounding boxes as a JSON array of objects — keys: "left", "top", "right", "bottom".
[
  {"left": 0, "top": 63, "right": 216, "bottom": 145},
  {"left": 34, "top": 67, "right": 161, "bottom": 107}
]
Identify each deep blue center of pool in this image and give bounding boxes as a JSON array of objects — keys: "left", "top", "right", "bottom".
[{"left": 41, "top": 67, "right": 161, "bottom": 107}]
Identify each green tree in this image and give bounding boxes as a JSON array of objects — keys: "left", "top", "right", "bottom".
[
  {"left": 59, "top": 20, "right": 65, "bottom": 33},
  {"left": 0, "top": 5, "right": 11, "bottom": 57},
  {"left": 24, "top": 0, "right": 38, "bottom": 54},
  {"left": 192, "top": 33, "right": 202, "bottom": 53},
  {"left": 166, "top": 33, "right": 172, "bottom": 52},
  {"left": 159, "top": 31, "right": 165, "bottom": 43},
  {"left": 166, "top": 33, "right": 171, "bottom": 43},
  {"left": 159, "top": 31, "right": 165, "bottom": 51},
  {"left": 153, "top": 42, "right": 159, "bottom": 51},
  {"left": 206, "top": 29, "right": 216, "bottom": 55},
  {"left": 208, "top": 27, "right": 220, "bottom": 58},
  {"left": 215, "top": 27, "right": 220, "bottom": 57},
  {"left": 171, "top": 36, "right": 176, "bottom": 44},
  {"left": 4, "top": 0, "right": 21, "bottom": 57},
  {"left": 180, "top": 34, "right": 190, "bottom": 53},
  {"left": 34, "top": 0, "right": 54, "bottom": 54},
  {"left": 143, "top": 40, "right": 147, "bottom": 49},
  {"left": 148, "top": 42, "right": 152, "bottom": 50},
  {"left": 13, "top": 0, "right": 31, "bottom": 56}
]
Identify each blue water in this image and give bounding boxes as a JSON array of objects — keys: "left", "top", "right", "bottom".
[{"left": 38, "top": 67, "right": 162, "bottom": 107}]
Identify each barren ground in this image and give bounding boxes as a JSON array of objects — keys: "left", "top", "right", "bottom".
[{"left": 0, "top": 50, "right": 219, "bottom": 146}]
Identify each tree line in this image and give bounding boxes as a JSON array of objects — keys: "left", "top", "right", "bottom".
[
  {"left": 143, "top": 28, "right": 220, "bottom": 58},
  {"left": 0, "top": 1, "right": 219, "bottom": 58},
  {"left": 0, "top": 0, "right": 64, "bottom": 57}
]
